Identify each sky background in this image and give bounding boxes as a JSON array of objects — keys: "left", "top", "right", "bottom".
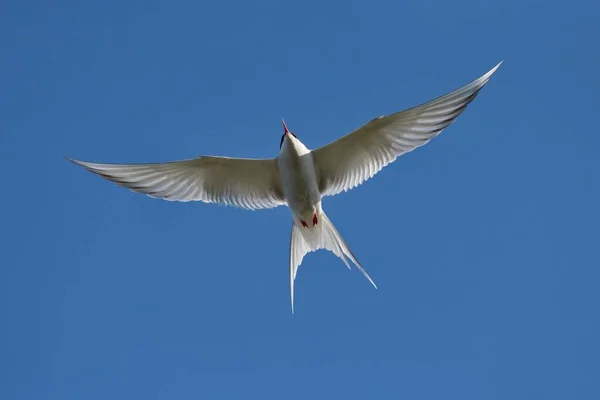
[{"left": 1, "top": 0, "right": 599, "bottom": 399}]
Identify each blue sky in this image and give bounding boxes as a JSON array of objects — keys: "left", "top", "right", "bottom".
[{"left": 1, "top": 0, "right": 599, "bottom": 399}]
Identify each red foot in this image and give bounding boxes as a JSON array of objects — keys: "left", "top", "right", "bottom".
[
  {"left": 301, "top": 220, "right": 308, "bottom": 228},
  {"left": 313, "top": 213, "right": 318, "bottom": 226}
]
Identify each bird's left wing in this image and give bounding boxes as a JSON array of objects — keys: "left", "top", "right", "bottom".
[
  {"left": 67, "top": 156, "right": 286, "bottom": 210},
  {"left": 312, "top": 62, "right": 502, "bottom": 197}
]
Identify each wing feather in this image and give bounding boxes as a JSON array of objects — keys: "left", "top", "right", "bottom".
[
  {"left": 67, "top": 156, "right": 286, "bottom": 210},
  {"left": 313, "top": 62, "right": 502, "bottom": 196}
]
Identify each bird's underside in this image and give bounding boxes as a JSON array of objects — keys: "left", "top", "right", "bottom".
[{"left": 67, "top": 61, "right": 502, "bottom": 312}]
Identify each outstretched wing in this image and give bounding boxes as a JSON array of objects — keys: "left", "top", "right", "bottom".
[
  {"left": 67, "top": 156, "right": 286, "bottom": 210},
  {"left": 313, "top": 62, "right": 502, "bottom": 197}
]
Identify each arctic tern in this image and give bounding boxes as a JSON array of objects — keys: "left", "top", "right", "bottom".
[{"left": 67, "top": 61, "right": 502, "bottom": 312}]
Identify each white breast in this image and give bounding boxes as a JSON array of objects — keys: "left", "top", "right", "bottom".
[{"left": 277, "top": 135, "right": 321, "bottom": 218}]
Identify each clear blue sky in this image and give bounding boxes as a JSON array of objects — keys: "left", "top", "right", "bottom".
[{"left": 1, "top": 1, "right": 599, "bottom": 399}]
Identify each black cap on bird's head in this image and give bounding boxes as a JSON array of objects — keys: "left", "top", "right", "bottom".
[{"left": 279, "top": 118, "right": 297, "bottom": 148}]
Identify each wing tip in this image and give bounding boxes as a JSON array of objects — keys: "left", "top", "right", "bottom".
[
  {"left": 64, "top": 156, "right": 94, "bottom": 169},
  {"left": 482, "top": 60, "right": 503, "bottom": 81},
  {"left": 64, "top": 156, "right": 80, "bottom": 165}
]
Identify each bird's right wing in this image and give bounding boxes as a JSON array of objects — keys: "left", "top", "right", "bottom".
[
  {"left": 313, "top": 62, "right": 502, "bottom": 197},
  {"left": 67, "top": 156, "right": 286, "bottom": 210}
]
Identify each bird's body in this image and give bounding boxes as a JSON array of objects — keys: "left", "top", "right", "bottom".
[
  {"left": 67, "top": 62, "right": 502, "bottom": 312},
  {"left": 277, "top": 132, "right": 321, "bottom": 229}
]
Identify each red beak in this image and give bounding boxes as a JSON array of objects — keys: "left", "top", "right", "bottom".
[{"left": 282, "top": 118, "right": 290, "bottom": 134}]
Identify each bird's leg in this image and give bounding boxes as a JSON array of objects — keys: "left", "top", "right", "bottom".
[
  {"left": 301, "top": 220, "right": 308, "bottom": 228},
  {"left": 313, "top": 213, "right": 318, "bottom": 226}
]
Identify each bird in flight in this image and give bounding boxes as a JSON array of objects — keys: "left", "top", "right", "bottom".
[{"left": 67, "top": 61, "right": 502, "bottom": 312}]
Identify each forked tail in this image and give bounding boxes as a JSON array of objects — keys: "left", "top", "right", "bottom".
[{"left": 289, "top": 212, "right": 377, "bottom": 313}]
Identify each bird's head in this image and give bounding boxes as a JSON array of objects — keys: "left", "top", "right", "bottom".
[{"left": 279, "top": 119, "right": 298, "bottom": 150}]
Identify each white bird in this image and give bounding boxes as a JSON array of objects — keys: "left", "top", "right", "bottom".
[{"left": 67, "top": 62, "right": 502, "bottom": 312}]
